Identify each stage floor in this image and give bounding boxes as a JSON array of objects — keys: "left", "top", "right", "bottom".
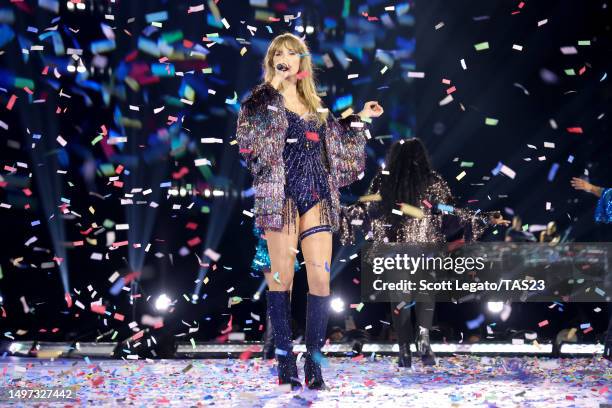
[{"left": 0, "top": 355, "right": 610, "bottom": 407}]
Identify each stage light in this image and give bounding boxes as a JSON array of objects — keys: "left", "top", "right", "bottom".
[
  {"left": 155, "top": 294, "right": 172, "bottom": 311},
  {"left": 305, "top": 26, "right": 314, "bottom": 34},
  {"left": 487, "top": 301, "right": 504, "bottom": 314},
  {"left": 253, "top": 292, "right": 261, "bottom": 301},
  {"left": 331, "top": 297, "right": 345, "bottom": 313},
  {"left": 0, "top": 295, "right": 3, "bottom": 305},
  {"left": 296, "top": 25, "right": 304, "bottom": 33},
  {"left": 204, "top": 189, "right": 211, "bottom": 197},
  {"left": 179, "top": 187, "right": 186, "bottom": 197}
]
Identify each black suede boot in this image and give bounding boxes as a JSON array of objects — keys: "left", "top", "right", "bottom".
[
  {"left": 304, "top": 293, "right": 330, "bottom": 390},
  {"left": 267, "top": 291, "right": 301, "bottom": 389},
  {"left": 391, "top": 304, "right": 413, "bottom": 368}
]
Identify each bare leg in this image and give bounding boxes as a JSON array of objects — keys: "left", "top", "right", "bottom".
[
  {"left": 300, "top": 203, "right": 332, "bottom": 296},
  {"left": 263, "top": 201, "right": 301, "bottom": 387},
  {"left": 264, "top": 209, "right": 299, "bottom": 292}
]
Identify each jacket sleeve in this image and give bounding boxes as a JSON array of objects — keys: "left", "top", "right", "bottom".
[
  {"left": 595, "top": 187, "right": 612, "bottom": 223},
  {"left": 235, "top": 87, "right": 283, "bottom": 176},
  {"left": 328, "top": 113, "right": 369, "bottom": 188},
  {"left": 431, "top": 176, "right": 494, "bottom": 241}
]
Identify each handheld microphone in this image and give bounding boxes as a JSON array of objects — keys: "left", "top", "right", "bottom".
[{"left": 276, "top": 63, "right": 289, "bottom": 72}]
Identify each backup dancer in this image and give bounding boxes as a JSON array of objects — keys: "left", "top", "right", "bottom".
[{"left": 340, "top": 138, "right": 509, "bottom": 367}]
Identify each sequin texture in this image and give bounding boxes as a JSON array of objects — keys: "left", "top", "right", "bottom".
[
  {"left": 236, "top": 82, "right": 369, "bottom": 232},
  {"left": 282, "top": 108, "right": 332, "bottom": 227},
  {"left": 595, "top": 188, "right": 612, "bottom": 224},
  {"left": 339, "top": 171, "right": 497, "bottom": 245}
]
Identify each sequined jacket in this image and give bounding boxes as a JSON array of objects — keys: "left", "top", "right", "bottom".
[
  {"left": 339, "top": 171, "right": 496, "bottom": 245},
  {"left": 595, "top": 187, "right": 612, "bottom": 224},
  {"left": 236, "top": 82, "right": 369, "bottom": 232}
]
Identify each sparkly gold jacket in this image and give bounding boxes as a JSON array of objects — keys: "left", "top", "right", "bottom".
[
  {"left": 339, "top": 171, "right": 495, "bottom": 244},
  {"left": 236, "top": 82, "right": 370, "bottom": 232}
]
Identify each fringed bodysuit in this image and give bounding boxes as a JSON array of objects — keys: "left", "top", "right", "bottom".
[{"left": 281, "top": 108, "right": 333, "bottom": 230}]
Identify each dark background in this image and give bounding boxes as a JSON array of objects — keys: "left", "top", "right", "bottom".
[{"left": 0, "top": 0, "right": 610, "bottom": 349}]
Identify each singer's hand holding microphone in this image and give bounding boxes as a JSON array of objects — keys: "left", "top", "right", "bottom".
[{"left": 271, "top": 63, "right": 292, "bottom": 88}]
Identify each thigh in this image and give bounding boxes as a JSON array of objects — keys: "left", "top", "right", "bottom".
[
  {"left": 299, "top": 203, "right": 332, "bottom": 295},
  {"left": 264, "top": 203, "right": 300, "bottom": 292}
]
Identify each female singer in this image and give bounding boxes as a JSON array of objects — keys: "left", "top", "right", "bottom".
[
  {"left": 236, "top": 32, "right": 383, "bottom": 389},
  {"left": 340, "top": 138, "right": 509, "bottom": 367}
]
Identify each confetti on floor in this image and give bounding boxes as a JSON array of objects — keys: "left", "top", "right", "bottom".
[{"left": 1, "top": 356, "right": 609, "bottom": 407}]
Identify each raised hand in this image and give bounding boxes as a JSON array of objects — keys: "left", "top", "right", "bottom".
[{"left": 358, "top": 101, "right": 384, "bottom": 119}]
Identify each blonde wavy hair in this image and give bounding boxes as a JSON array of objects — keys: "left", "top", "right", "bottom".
[{"left": 263, "top": 33, "right": 328, "bottom": 125}]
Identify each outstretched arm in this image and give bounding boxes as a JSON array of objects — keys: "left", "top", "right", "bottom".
[
  {"left": 328, "top": 102, "right": 384, "bottom": 188},
  {"left": 571, "top": 177, "right": 603, "bottom": 197},
  {"left": 432, "top": 176, "right": 509, "bottom": 241}
]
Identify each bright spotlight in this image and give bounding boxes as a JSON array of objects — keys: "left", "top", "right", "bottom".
[
  {"left": 487, "top": 301, "right": 504, "bottom": 314},
  {"left": 253, "top": 292, "right": 260, "bottom": 301},
  {"left": 155, "top": 294, "right": 172, "bottom": 311},
  {"left": 330, "top": 297, "right": 345, "bottom": 313}
]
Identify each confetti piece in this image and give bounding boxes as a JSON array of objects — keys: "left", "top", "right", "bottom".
[
  {"left": 194, "top": 158, "right": 211, "bottom": 166},
  {"left": 306, "top": 132, "right": 319, "bottom": 142},
  {"left": 566, "top": 127, "right": 583, "bottom": 134},
  {"left": 474, "top": 41, "right": 490, "bottom": 51},
  {"left": 400, "top": 203, "right": 424, "bottom": 218},
  {"left": 6, "top": 95, "right": 17, "bottom": 110},
  {"left": 407, "top": 71, "right": 425, "bottom": 78},
  {"left": 188, "top": 4, "right": 205, "bottom": 13}
]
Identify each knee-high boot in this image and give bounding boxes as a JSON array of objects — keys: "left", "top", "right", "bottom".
[
  {"left": 391, "top": 303, "right": 412, "bottom": 368},
  {"left": 266, "top": 291, "right": 301, "bottom": 389},
  {"left": 304, "top": 293, "right": 330, "bottom": 390},
  {"left": 415, "top": 301, "right": 436, "bottom": 366}
]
